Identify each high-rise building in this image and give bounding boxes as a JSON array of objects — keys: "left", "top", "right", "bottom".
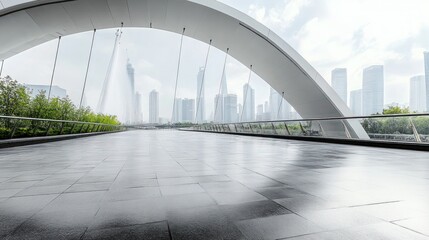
[
  {"left": 331, "top": 68, "right": 348, "bottom": 103},
  {"left": 149, "top": 90, "right": 159, "bottom": 123},
  {"left": 196, "top": 67, "right": 205, "bottom": 123},
  {"left": 127, "top": 59, "right": 135, "bottom": 96},
  {"left": 25, "top": 84, "right": 67, "bottom": 99},
  {"left": 213, "top": 72, "right": 229, "bottom": 123},
  {"left": 256, "top": 104, "right": 264, "bottom": 121},
  {"left": 221, "top": 72, "right": 228, "bottom": 96},
  {"left": 362, "top": 65, "right": 384, "bottom": 115},
  {"left": 424, "top": 52, "right": 429, "bottom": 111},
  {"left": 242, "top": 84, "right": 255, "bottom": 121},
  {"left": 135, "top": 92, "right": 143, "bottom": 123},
  {"left": 410, "top": 75, "right": 426, "bottom": 113},
  {"left": 224, "top": 94, "right": 238, "bottom": 123},
  {"left": 269, "top": 88, "right": 292, "bottom": 120},
  {"left": 126, "top": 59, "right": 137, "bottom": 123},
  {"left": 173, "top": 98, "right": 183, "bottom": 123},
  {"left": 182, "top": 98, "right": 195, "bottom": 123},
  {"left": 214, "top": 94, "right": 224, "bottom": 123},
  {"left": 350, "top": 89, "right": 362, "bottom": 116}
]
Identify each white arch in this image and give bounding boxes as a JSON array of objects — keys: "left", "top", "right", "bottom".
[{"left": 0, "top": 0, "right": 368, "bottom": 138}]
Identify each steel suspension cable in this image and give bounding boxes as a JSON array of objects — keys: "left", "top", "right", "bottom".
[
  {"left": 0, "top": 60, "right": 4, "bottom": 77},
  {"left": 214, "top": 48, "right": 229, "bottom": 123},
  {"left": 277, "top": 91, "right": 285, "bottom": 119},
  {"left": 240, "top": 65, "right": 253, "bottom": 122},
  {"left": 48, "top": 36, "right": 62, "bottom": 101},
  {"left": 79, "top": 29, "right": 97, "bottom": 109},
  {"left": 171, "top": 28, "right": 186, "bottom": 123},
  {"left": 195, "top": 39, "right": 213, "bottom": 124}
]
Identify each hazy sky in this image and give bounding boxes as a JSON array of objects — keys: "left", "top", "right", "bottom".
[{"left": 1, "top": 0, "right": 429, "bottom": 121}]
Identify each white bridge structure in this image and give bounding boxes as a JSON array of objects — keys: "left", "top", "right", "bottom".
[{"left": 0, "top": 0, "right": 368, "bottom": 138}]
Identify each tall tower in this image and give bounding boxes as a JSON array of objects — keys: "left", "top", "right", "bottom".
[
  {"left": 173, "top": 98, "right": 183, "bottom": 123},
  {"left": 350, "top": 89, "right": 362, "bottom": 116},
  {"left": 224, "top": 94, "right": 238, "bottom": 123},
  {"left": 410, "top": 75, "right": 426, "bottom": 113},
  {"left": 127, "top": 59, "right": 135, "bottom": 96},
  {"left": 424, "top": 52, "right": 429, "bottom": 112},
  {"left": 182, "top": 98, "right": 195, "bottom": 123},
  {"left": 270, "top": 88, "right": 291, "bottom": 120},
  {"left": 242, "top": 83, "right": 255, "bottom": 122},
  {"left": 331, "top": 68, "right": 348, "bottom": 103},
  {"left": 196, "top": 67, "right": 205, "bottom": 123},
  {"left": 362, "top": 65, "right": 384, "bottom": 115},
  {"left": 149, "top": 90, "right": 159, "bottom": 123},
  {"left": 126, "top": 58, "right": 136, "bottom": 123}
]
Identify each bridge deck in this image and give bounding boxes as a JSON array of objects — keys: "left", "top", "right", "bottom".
[{"left": 0, "top": 130, "right": 428, "bottom": 239}]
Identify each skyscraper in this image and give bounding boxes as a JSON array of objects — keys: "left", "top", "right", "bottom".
[
  {"left": 350, "top": 89, "right": 362, "bottom": 116},
  {"left": 331, "top": 68, "right": 348, "bottom": 103},
  {"left": 173, "top": 98, "right": 183, "bottom": 123},
  {"left": 362, "top": 65, "right": 384, "bottom": 115},
  {"left": 135, "top": 92, "right": 143, "bottom": 123},
  {"left": 149, "top": 90, "right": 159, "bottom": 123},
  {"left": 256, "top": 104, "right": 264, "bottom": 121},
  {"left": 213, "top": 72, "right": 229, "bottom": 123},
  {"left": 126, "top": 59, "right": 136, "bottom": 123},
  {"left": 410, "top": 75, "right": 426, "bottom": 113},
  {"left": 196, "top": 67, "right": 205, "bottom": 123},
  {"left": 182, "top": 98, "right": 195, "bottom": 123},
  {"left": 214, "top": 94, "right": 224, "bottom": 123},
  {"left": 224, "top": 94, "right": 238, "bottom": 123},
  {"left": 424, "top": 52, "right": 429, "bottom": 111},
  {"left": 269, "top": 88, "right": 291, "bottom": 120},
  {"left": 242, "top": 83, "right": 255, "bottom": 122}
]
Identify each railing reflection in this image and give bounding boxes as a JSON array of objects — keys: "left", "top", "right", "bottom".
[{"left": 189, "top": 113, "right": 429, "bottom": 144}]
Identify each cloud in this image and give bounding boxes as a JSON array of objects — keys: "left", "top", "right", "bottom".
[
  {"left": 248, "top": 0, "right": 310, "bottom": 31},
  {"left": 247, "top": 0, "right": 429, "bottom": 105}
]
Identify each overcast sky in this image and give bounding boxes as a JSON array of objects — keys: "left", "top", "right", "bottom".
[{"left": 2, "top": 0, "right": 429, "bottom": 122}]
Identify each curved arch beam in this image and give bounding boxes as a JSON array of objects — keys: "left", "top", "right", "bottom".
[{"left": 0, "top": 0, "right": 368, "bottom": 138}]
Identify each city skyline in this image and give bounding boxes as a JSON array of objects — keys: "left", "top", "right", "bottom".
[{"left": 0, "top": 1, "right": 428, "bottom": 122}]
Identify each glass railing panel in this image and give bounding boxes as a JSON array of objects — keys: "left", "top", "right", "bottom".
[
  {"left": 273, "top": 122, "right": 289, "bottom": 135},
  {"left": 362, "top": 116, "right": 416, "bottom": 142},
  {"left": 285, "top": 121, "right": 303, "bottom": 136},
  {"left": 228, "top": 124, "right": 236, "bottom": 133},
  {"left": 260, "top": 122, "right": 276, "bottom": 135},
  {"left": 317, "top": 119, "right": 349, "bottom": 138}
]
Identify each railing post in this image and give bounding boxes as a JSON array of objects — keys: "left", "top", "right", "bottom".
[
  {"left": 249, "top": 123, "right": 254, "bottom": 134},
  {"left": 45, "top": 122, "right": 52, "bottom": 136},
  {"left": 259, "top": 123, "right": 263, "bottom": 134},
  {"left": 409, "top": 118, "right": 422, "bottom": 142},
  {"left": 271, "top": 123, "right": 277, "bottom": 135},
  {"left": 79, "top": 123, "right": 86, "bottom": 133},
  {"left": 10, "top": 120, "right": 20, "bottom": 139},
  {"left": 341, "top": 120, "right": 352, "bottom": 139},
  {"left": 284, "top": 122, "right": 290, "bottom": 135},
  {"left": 318, "top": 121, "right": 325, "bottom": 136},
  {"left": 299, "top": 122, "right": 306, "bottom": 135},
  {"left": 70, "top": 123, "right": 76, "bottom": 134},
  {"left": 59, "top": 122, "right": 65, "bottom": 135}
]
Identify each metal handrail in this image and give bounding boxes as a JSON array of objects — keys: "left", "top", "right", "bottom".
[
  {"left": 191, "top": 113, "right": 429, "bottom": 145},
  {"left": 0, "top": 115, "right": 121, "bottom": 127},
  {"left": 201, "top": 113, "right": 429, "bottom": 125}
]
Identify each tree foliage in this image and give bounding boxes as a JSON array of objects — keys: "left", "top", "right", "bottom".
[
  {"left": 382, "top": 106, "right": 411, "bottom": 115},
  {"left": 0, "top": 76, "right": 121, "bottom": 139}
]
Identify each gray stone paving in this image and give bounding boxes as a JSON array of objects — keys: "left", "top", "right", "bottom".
[{"left": 0, "top": 130, "right": 428, "bottom": 239}]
